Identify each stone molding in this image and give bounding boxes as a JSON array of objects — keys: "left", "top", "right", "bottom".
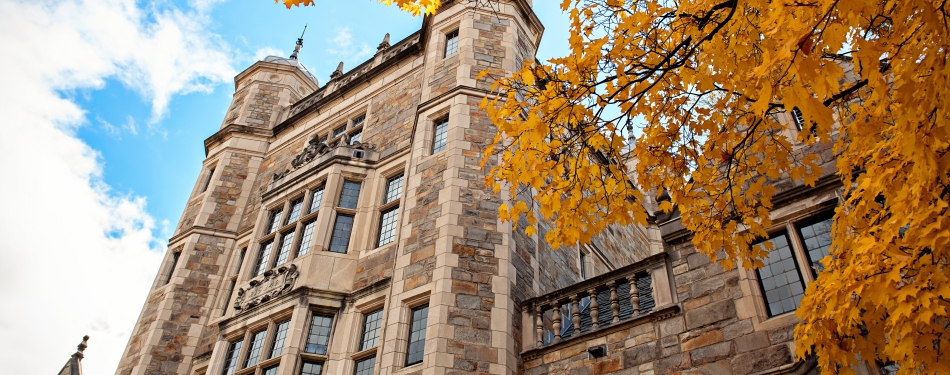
[{"left": 270, "top": 136, "right": 377, "bottom": 183}]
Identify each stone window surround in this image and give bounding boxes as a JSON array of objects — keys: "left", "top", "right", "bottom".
[
  {"left": 346, "top": 296, "right": 387, "bottom": 374},
  {"left": 435, "top": 20, "right": 462, "bottom": 61},
  {"left": 329, "top": 175, "right": 365, "bottom": 253},
  {"left": 328, "top": 111, "right": 368, "bottom": 144},
  {"left": 422, "top": 106, "right": 452, "bottom": 157},
  {"left": 736, "top": 194, "right": 839, "bottom": 333},
  {"left": 298, "top": 305, "right": 343, "bottom": 368},
  {"left": 190, "top": 158, "right": 220, "bottom": 198},
  {"left": 220, "top": 309, "right": 294, "bottom": 375},
  {"left": 391, "top": 290, "right": 431, "bottom": 371},
  {"left": 372, "top": 164, "right": 407, "bottom": 249}
]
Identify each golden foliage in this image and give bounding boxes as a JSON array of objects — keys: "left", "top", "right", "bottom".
[{"left": 276, "top": 0, "right": 441, "bottom": 16}]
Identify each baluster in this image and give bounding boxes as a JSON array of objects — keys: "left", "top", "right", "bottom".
[
  {"left": 588, "top": 288, "right": 600, "bottom": 330},
  {"left": 628, "top": 274, "right": 640, "bottom": 315},
  {"left": 609, "top": 280, "right": 620, "bottom": 323},
  {"left": 535, "top": 304, "right": 543, "bottom": 347},
  {"left": 551, "top": 302, "right": 562, "bottom": 341},
  {"left": 571, "top": 295, "right": 581, "bottom": 335}
]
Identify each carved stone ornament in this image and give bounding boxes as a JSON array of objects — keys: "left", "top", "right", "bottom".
[
  {"left": 272, "top": 134, "right": 377, "bottom": 181},
  {"left": 232, "top": 264, "right": 299, "bottom": 312}
]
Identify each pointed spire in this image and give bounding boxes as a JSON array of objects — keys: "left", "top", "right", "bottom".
[
  {"left": 377, "top": 33, "right": 391, "bottom": 51},
  {"left": 289, "top": 24, "right": 307, "bottom": 60},
  {"left": 330, "top": 61, "right": 344, "bottom": 79},
  {"left": 73, "top": 335, "right": 89, "bottom": 360}
]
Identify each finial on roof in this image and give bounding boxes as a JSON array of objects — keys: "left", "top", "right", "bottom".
[
  {"left": 73, "top": 335, "right": 89, "bottom": 359},
  {"left": 331, "top": 61, "right": 344, "bottom": 79},
  {"left": 289, "top": 24, "right": 307, "bottom": 60},
  {"left": 377, "top": 33, "right": 391, "bottom": 51}
]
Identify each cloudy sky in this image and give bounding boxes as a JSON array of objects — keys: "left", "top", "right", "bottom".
[{"left": 0, "top": 1, "right": 568, "bottom": 374}]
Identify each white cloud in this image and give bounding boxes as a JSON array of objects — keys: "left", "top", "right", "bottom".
[
  {"left": 0, "top": 0, "right": 234, "bottom": 374},
  {"left": 326, "top": 27, "right": 374, "bottom": 64},
  {"left": 254, "top": 46, "right": 285, "bottom": 61}
]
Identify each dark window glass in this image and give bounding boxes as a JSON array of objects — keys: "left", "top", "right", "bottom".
[
  {"left": 221, "top": 280, "right": 235, "bottom": 316},
  {"left": 384, "top": 174, "right": 404, "bottom": 204},
  {"left": 244, "top": 330, "right": 267, "bottom": 367},
  {"left": 352, "top": 114, "right": 365, "bottom": 127},
  {"left": 406, "top": 305, "right": 428, "bottom": 366},
  {"left": 262, "top": 365, "right": 279, "bottom": 375},
  {"left": 350, "top": 130, "right": 362, "bottom": 144},
  {"left": 221, "top": 339, "right": 243, "bottom": 375},
  {"left": 269, "top": 320, "right": 291, "bottom": 358},
  {"left": 797, "top": 217, "right": 834, "bottom": 275},
  {"left": 354, "top": 356, "right": 376, "bottom": 375},
  {"left": 309, "top": 187, "right": 325, "bottom": 214},
  {"left": 444, "top": 30, "right": 459, "bottom": 57},
  {"left": 360, "top": 309, "right": 384, "bottom": 350},
  {"left": 267, "top": 209, "right": 283, "bottom": 234},
  {"left": 287, "top": 198, "right": 304, "bottom": 223},
  {"left": 274, "top": 231, "right": 295, "bottom": 266},
  {"left": 792, "top": 107, "right": 806, "bottom": 131},
  {"left": 329, "top": 214, "right": 354, "bottom": 253},
  {"left": 234, "top": 248, "right": 246, "bottom": 276},
  {"left": 202, "top": 167, "right": 215, "bottom": 192},
  {"left": 580, "top": 253, "right": 587, "bottom": 278},
  {"left": 254, "top": 240, "right": 274, "bottom": 276},
  {"left": 755, "top": 232, "right": 807, "bottom": 316},
  {"left": 333, "top": 126, "right": 346, "bottom": 138},
  {"left": 297, "top": 220, "right": 317, "bottom": 256},
  {"left": 339, "top": 181, "right": 361, "bottom": 209},
  {"left": 432, "top": 118, "right": 448, "bottom": 153},
  {"left": 300, "top": 361, "right": 323, "bottom": 375},
  {"left": 305, "top": 314, "right": 333, "bottom": 355},
  {"left": 165, "top": 251, "right": 181, "bottom": 285},
  {"left": 377, "top": 207, "right": 399, "bottom": 247}
]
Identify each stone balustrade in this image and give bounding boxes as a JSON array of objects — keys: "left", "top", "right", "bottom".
[{"left": 521, "top": 253, "right": 669, "bottom": 350}]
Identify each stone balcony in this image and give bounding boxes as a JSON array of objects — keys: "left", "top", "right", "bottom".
[{"left": 520, "top": 253, "right": 678, "bottom": 357}]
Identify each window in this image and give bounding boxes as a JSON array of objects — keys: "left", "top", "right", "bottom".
[
  {"left": 262, "top": 365, "right": 279, "bottom": 375},
  {"left": 254, "top": 240, "right": 274, "bottom": 276},
  {"left": 329, "top": 214, "right": 354, "bottom": 253},
  {"left": 269, "top": 320, "right": 290, "bottom": 358},
  {"left": 339, "top": 181, "right": 361, "bottom": 209},
  {"left": 405, "top": 305, "right": 428, "bottom": 366},
  {"left": 384, "top": 174, "right": 403, "bottom": 204},
  {"left": 244, "top": 330, "right": 267, "bottom": 367},
  {"left": 222, "top": 280, "right": 236, "bottom": 316},
  {"left": 580, "top": 252, "right": 588, "bottom": 279},
  {"left": 350, "top": 129, "right": 362, "bottom": 144},
  {"left": 297, "top": 220, "right": 317, "bottom": 256},
  {"left": 333, "top": 126, "right": 346, "bottom": 138},
  {"left": 267, "top": 208, "right": 283, "bottom": 234},
  {"left": 432, "top": 117, "right": 448, "bottom": 153},
  {"left": 300, "top": 362, "right": 323, "bottom": 375},
  {"left": 797, "top": 217, "right": 833, "bottom": 274},
  {"left": 221, "top": 339, "right": 243, "bottom": 375},
  {"left": 202, "top": 167, "right": 215, "bottom": 193},
  {"left": 318, "top": 134, "right": 328, "bottom": 144},
  {"left": 164, "top": 251, "right": 181, "bottom": 285},
  {"left": 354, "top": 356, "right": 376, "bottom": 375},
  {"left": 274, "top": 230, "right": 295, "bottom": 266},
  {"left": 755, "top": 232, "right": 806, "bottom": 317},
  {"left": 359, "top": 309, "right": 384, "bottom": 350},
  {"left": 444, "top": 30, "right": 459, "bottom": 57},
  {"left": 351, "top": 114, "right": 365, "bottom": 128},
  {"left": 287, "top": 197, "right": 304, "bottom": 223},
  {"left": 377, "top": 208, "right": 399, "bottom": 247},
  {"left": 309, "top": 186, "right": 325, "bottom": 214},
  {"left": 791, "top": 107, "right": 806, "bottom": 131},
  {"left": 305, "top": 314, "right": 333, "bottom": 355}
]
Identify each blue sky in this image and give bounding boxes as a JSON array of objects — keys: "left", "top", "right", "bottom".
[{"left": 0, "top": 1, "right": 569, "bottom": 374}]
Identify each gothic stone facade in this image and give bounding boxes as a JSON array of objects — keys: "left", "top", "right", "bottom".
[{"left": 115, "top": 1, "right": 888, "bottom": 375}]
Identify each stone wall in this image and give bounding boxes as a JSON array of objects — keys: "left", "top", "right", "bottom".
[
  {"left": 365, "top": 70, "right": 423, "bottom": 159},
  {"left": 354, "top": 246, "right": 396, "bottom": 290},
  {"left": 402, "top": 154, "right": 445, "bottom": 292},
  {"left": 237, "top": 137, "right": 307, "bottom": 233},
  {"left": 204, "top": 152, "right": 252, "bottom": 230},
  {"left": 590, "top": 223, "right": 653, "bottom": 268},
  {"left": 428, "top": 54, "right": 459, "bottom": 95},
  {"left": 470, "top": 15, "right": 508, "bottom": 90},
  {"left": 245, "top": 84, "right": 283, "bottom": 129},
  {"left": 177, "top": 196, "right": 202, "bottom": 234}
]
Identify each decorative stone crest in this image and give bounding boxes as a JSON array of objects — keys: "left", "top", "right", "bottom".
[
  {"left": 233, "top": 264, "right": 299, "bottom": 311},
  {"left": 272, "top": 134, "right": 377, "bottom": 181}
]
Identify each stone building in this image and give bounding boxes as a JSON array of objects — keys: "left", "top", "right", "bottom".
[{"left": 113, "top": 1, "right": 890, "bottom": 375}]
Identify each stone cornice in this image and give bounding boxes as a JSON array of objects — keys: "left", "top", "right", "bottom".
[
  {"left": 167, "top": 225, "right": 238, "bottom": 246},
  {"left": 203, "top": 124, "right": 273, "bottom": 156}
]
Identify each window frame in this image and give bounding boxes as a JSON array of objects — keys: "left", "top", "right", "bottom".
[
  {"left": 753, "top": 231, "right": 808, "bottom": 318},
  {"left": 431, "top": 116, "right": 449, "bottom": 154},
  {"left": 376, "top": 173, "right": 404, "bottom": 248},
  {"left": 444, "top": 29, "right": 459, "bottom": 58},
  {"left": 303, "top": 312, "right": 335, "bottom": 356},
  {"left": 358, "top": 308, "right": 384, "bottom": 351},
  {"left": 405, "top": 304, "right": 429, "bottom": 366}
]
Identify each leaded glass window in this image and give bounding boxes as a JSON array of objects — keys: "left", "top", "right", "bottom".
[
  {"left": 377, "top": 207, "right": 399, "bottom": 247},
  {"left": 797, "top": 217, "right": 833, "bottom": 274},
  {"left": 354, "top": 356, "right": 376, "bottom": 375},
  {"left": 432, "top": 118, "right": 448, "bottom": 153},
  {"left": 755, "top": 232, "right": 807, "bottom": 316},
  {"left": 329, "top": 214, "right": 354, "bottom": 253},
  {"left": 244, "top": 330, "right": 267, "bottom": 367},
  {"left": 269, "top": 320, "right": 290, "bottom": 358},
  {"left": 267, "top": 209, "right": 283, "bottom": 234},
  {"left": 339, "top": 181, "right": 361, "bottom": 209},
  {"left": 287, "top": 197, "right": 304, "bottom": 223},
  {"left": 350, "top": 130, "right": 362, "bottom": 144},
  {"left": 262, "top": 365, "right": 279, "bottom": 375},
  {"left": 274, "top": 230, "right": 295, "bottom": 266},
  {"left": 254, "top": 240, "right": 274, "bottom": 276},
  {"left": 297, "top": 220, "right": 316, "bottom": 256},
  {"left": 333, "top": 126, "right": 346, "bottom": 138},
  {"left": 444, "top": 30, "right": 459, "bottom": 57},
  {"left": 359, "top": 309, "right": 384, "bottom": 350},
  {"left": 384, "top": 174, "right": 403, "bottom": 204},
  {"left": 305, "top": 314, "right": 333, "bottom": 355},
  {"left": 300, "top": 362, "right": 323, "bottom": 375},
  {"left": 221, "top": 339, "right": 243, "bottom": 375},
  {"left": 406, "top": 305, "right": 428, "bottom": 366},
  {"left": 309, "top": 186, "right": 324, "bottom": 214}
]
